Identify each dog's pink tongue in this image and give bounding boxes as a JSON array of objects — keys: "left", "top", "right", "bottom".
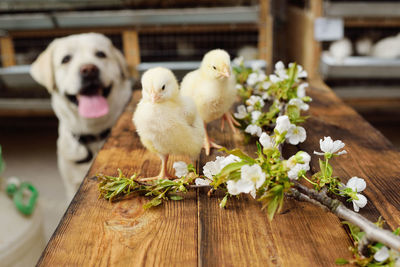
[{"left": 78, "top": 95, "right": 109, "bottom": 118}]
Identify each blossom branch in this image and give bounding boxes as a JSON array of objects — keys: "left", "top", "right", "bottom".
[{"left": 293, "top": 181, "right": 400, "bottom": 252}]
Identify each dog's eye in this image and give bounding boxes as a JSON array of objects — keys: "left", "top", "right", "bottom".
[
  {"left": 95, "top": 51, "right": 107, "bottom": 58},
  {"left": 161, "top": 85, "right": 165, "bottom": 90},
  {"left": 61, "top": 55, "right": 71, "bottom": 64},
  {"left": 212, "top": 66, "right": 216, "bottom": 70}
]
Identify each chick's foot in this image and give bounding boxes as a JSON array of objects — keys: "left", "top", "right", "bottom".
[
  {"left": 139, "top": 154, "right": 175, "bottom": 181},
  {"left": 221, "top": 112, "right": 240, "bottom": 133}
]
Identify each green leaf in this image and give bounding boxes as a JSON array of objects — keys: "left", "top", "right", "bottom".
[
  {"left": 144, "top": 197, "right": 162, "bottom": 209},
  {"left": 267, "top": 196, "right": 279, "bottom": 221},
  {"left": 220, "top": 148, "right": 256, "bottom": 164},
  {"left": 335, "top": 258, "right": 349, "bottom": 265},
  {"left": 169, "top": 195, "right": 184, "bottom": 201},
  {"left": 218, "top": 162, "right": 248, "bottom": 178}
]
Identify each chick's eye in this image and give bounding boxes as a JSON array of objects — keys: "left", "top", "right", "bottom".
[
  {"left": 212, "top": 66, "right": 216, "bottom": 70},
  {"left": 95, "top": 51, "right": 106, "bottom": 58},
  {"left": 61, "top": 55, "right": 71, "bottom": 64},
  {"left": 161, "top": 84, "right": 166, "bottom": 90}
]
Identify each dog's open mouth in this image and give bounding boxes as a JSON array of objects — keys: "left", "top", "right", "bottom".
[{"left": 66, "top": 83, "right": 112, "bottom": 119}]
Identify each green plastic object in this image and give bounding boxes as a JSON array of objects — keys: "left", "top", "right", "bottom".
[
  {"left": 13, "top": 182, "right": 39, "bottom": 216},
  {"left": 6, "top": 183, "right": 18, "bottom": 196}
]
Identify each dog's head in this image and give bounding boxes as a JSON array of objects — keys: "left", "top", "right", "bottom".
[{"left": 30, "top": 33, "right": 129, "bottom": 119}]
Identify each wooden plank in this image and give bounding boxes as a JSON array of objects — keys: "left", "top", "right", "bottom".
[
  {"left": 198, "top": 107, "right": 352, "bottom": 266},
  {"left": 300, "top": 83, "right": 400, "bottom": 229},
  {"left": 345, "top": 18, "right": 400, "bottom": 27},
  {"left": 122, "top": 30, "right": 141, "bottom": 79},
  {"left": 37, "top": 91, "right": 198, "bottom": 266},
  {"left": 258, "top": 0, "right": 273, "bottom": 73},
  {"left": 8, "top": 24, "right": 258, "bottom": 38},
  {"left": 0, "top": 36, "right": 16, "bottom": 67}
]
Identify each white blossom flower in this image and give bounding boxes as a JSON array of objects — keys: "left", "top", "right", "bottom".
[
  {"left": 250, "top": 61, "right": 265, "bottom": 71},
  {"left": 195, "top": 178, "right": 212, "bottom": 186},
  {"left": 251, "top": 111, "right": 262, "bottom": 123},
  {"left": 286, "top": 125, "right": 307, "bottom": 145},
  {"left": 245, "top": 124, "right": 262, "bottom": 137},
  {"left": 173, "top": 161, "right": 188, "bottom": 178},
  {"left": 220, "top": 155, "right": 241, "bottom": 169},
  {"left": 247, "top": 73, "right": 259, "bottom": 86},
  {"left": 275, "top": 115, "right": 292, "bottom": 134},
  {"left": 374, "top": 246, "right": 390, "bottom": 262},
  {"left": 261, "top": 92, "right": 270, "bottom": 100},
  {"left": 297, "top": 65, "right": 308, "bottom": 79},
  {"left": 297, "top": 82, "right": 308, "bottom": 98},
  {"left": 235, "top": 84, "right": 243, "bottom": 91},
  {"left": 227, "top": 164, "right": 266, "bottom": 197},
  {"left": 234, "top": 105, "right": 248, "bottom": 119},
  {"left": 286, "top": 151, "right": 311, "bottom": 169},
  {"left": 288, "top": 98, "right": 309, "bottom": 111},
  {"left": 275, "top": 61, "right": 289, "bottom": 80},
  {"left": 259, "top": 132, "right": 273, "bottom": 149},
  {"left": 345, "top": 176, "right": 368, "bottom": 212},
  {"left": 289, "top": 63, "right": 308, "bottom": 80},
  {"left": 314, "top": 136, "right": 347, "bottom": 156},
  {"left": 269, "top": 74, "right": 283, "bottom": 83},
  {"left": 297, "top": 151, "right": 311, "bottom": 164},
  {"left": 245, "top": 95, "right": 265, "bottom": 112},
  {"left": 261, "top": 81, "right": 271, "bottom": 90},
  {"left": 288, "top": 163, "right": 310, "bottom": 180},
  {"left": 233, "top": 56, "right": 244, "bottom": 66},
  {"left": 247, "top": 72, "right": 267, "bottom": 86},
  {"left": 203, "top": 155, "right": 241, "bottom": 179}
]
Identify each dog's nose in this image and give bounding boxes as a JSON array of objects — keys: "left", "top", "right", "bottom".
[{"left": 80, "top": 64, "right": 99, "bottom": 79}]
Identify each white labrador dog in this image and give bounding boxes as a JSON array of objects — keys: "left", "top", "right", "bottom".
[{"left": 30, "top": 33, "right": 132, "bottom": 200}]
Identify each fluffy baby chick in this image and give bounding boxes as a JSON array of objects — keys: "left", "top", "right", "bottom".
[
  {"left": 181, "top": 49, "right": 239, "bottom": 155},
  {"left": 133, "top": 67, "right": 204, "bottom": 181},
  {"left": 329, "top": 38, "right": 353, "bottom": 63}
]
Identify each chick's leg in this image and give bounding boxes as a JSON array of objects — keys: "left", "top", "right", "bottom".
[
  {"left": 140, "top": 154, "right": 174, "bottom": 181},
  {"left": 221, "top": 112, "right": 240, "bottom": 133},
  {"left": 203, "top": 122, "right": 222, "bottom": 156}
]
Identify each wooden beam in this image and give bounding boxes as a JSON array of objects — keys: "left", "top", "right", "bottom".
[
  {"left": 0, "top": 36, "right": 16, "bottom": 67},
  {"left": 258, "top": 0, "right": 273, "bottom": 73},
  {"left": 8, "top": 24, "right": 258, "bottom": 38},
  {"left": 122, "top": 30, "right": 140, "bottom": 79}
]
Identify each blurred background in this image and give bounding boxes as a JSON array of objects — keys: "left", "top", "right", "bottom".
[{"left": 0, "top": 0, "right": 399, "bottom": 266}]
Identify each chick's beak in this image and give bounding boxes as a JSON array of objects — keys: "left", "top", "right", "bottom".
[
  {"left": 220, "top": 67, "right": 230, "bottom": 78},
  {"left": 150, "top": 91, "right": 160, "bottom": 103}
]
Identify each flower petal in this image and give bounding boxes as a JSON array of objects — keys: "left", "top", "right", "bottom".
[
  {"left": 347, "top": 177, "right": 366, "bottom": 192},
  {"left": 353, "top": 194, "right": 367, "bottom": 209},
  {"left": 374, "top": 246, "right": 390, "bottom": 262}
]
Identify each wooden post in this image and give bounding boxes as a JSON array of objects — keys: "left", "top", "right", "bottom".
[
  {"left": 122, "top": 30, "right": 140, "bottom": 79},
  {"left": 258, "top": 0, "right": 273, "bottom": 73},
  {"left": 0, "top": 36, "right": 16, "bottom": 67},
  {"left": 309, "top": 0, "right": 323, "bottom": 79}
]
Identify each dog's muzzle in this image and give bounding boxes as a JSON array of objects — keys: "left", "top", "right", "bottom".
[{"left": 65, "top": 64, "right": 113, "bottom": 118}]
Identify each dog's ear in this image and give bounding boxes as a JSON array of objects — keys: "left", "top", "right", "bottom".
[
  {"left": 112, "top": 47, "right": 130, "bottom": 80},
  {"left": 30, "top": 40, "right": 58, "bottom": 93}
]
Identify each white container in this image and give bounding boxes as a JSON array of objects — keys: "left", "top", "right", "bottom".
[{"left": 0, "top": 194, "right": 45, "bottom": 267}]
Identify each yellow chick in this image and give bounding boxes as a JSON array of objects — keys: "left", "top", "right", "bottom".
[
  {"left": 181, "top": 49, "right": 239, "bottom": 155},
  {"left": 133, "top": 67, "right": 205, "bottom": 181}
]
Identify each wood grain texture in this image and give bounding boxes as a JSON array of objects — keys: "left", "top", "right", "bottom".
[
  {"left": 37, "top": 92, "right": 198, "bottom": 266},
  {"left": 300, "top": 85, "right": 400, "bottom": 229},
  {"left": 39, "top": 84, "right": 400, "bottom": 266},
  {"left": 198, "top": 109, "right": 352, "bottom": 267}
]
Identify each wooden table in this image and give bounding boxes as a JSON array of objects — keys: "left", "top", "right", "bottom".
[{"left": 37, "top": 82, "right": 400, "bottom": 266}]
